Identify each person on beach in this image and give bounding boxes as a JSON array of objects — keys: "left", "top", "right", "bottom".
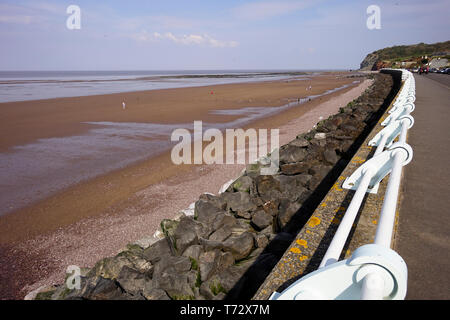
[{"left": 122, "top": 101, "right": 126, "bottom": 110}]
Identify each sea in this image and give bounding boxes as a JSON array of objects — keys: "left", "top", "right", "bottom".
[{"left": 0, "top": 70, "right": 317, "bottom": 103}]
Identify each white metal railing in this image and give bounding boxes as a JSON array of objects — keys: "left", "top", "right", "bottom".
[{"left": 270, "top": 69, "right": 414, "bottom": 300}]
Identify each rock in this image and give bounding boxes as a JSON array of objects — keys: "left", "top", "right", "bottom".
[
  {"left": 171, "top": 216, "right": 209, "bottom": 255},
  {"left": 314, "top": 132, "right": 327, "bottom": 140},
  {"left": 87, "top": 255, "right": 135, "bottom": 280},
  {"left": 360, "top": 52, "right": 379, "bottom": 70},
  {"left": 182, "top": 245, "right": 204, "bottom": 263},
  {"left": 209, "top": 225, "right": 232, "bottom": 242},
  {"left": 142, "top": 238, "right": 173, "bottom": 264},
  {"left": 194, "top": 199, "right": 224, "bottom": 225},
  {"left": 154, "top": 272, "right": 195, "bottom": 300},
  {"left": 262, "top": 199, "right": 279, "bottom": 217},
  {"left": 153, "top": 255, "right": 192, "bottom": 280},
  {"left": 200, "top": 274, "right": 231, "bottom": 299},
  {"left": 79, "top": 276, "right": 126, "bottom": 300},
  {"left": 251, "top": 210, "right": 273, "bottom": 230},
  {"left": 198, "top": 193, "right": 227, "bottom": 210},
  {"left": 211, "top": 213, "right": 239, "bottom": 231},
  {"left": 280, "top": 161, "right": 310, "bottom": 175},
  {"left": 116, "top": 266, "right": 150, "bottom": 296},
  {"left": 160, "top": 219, "right": 179, "bottom": 250},
  {"left": 199, "top": 250, "right": 234, "bottom": 282},
  {"left": 222, "top": 192, "right": 257, "bottom": 217},
  {"left": 255, "top": 175, "right": 281, "bottom": 202},
  {"left": 308, "top": 164, "right": 332, "bottom": 190},
  {"left": 254, "top": 233, "right": 269, "bottom": 249},
  {"left": 115, "top": 249, "right": 154, "bottom": 276},
  {"left": 277, "top": 200, "right": 302, "bottom": 229},
  {"left": 279, "top": 145, "right": 308, "bottom": 164},
  {"left": 142, "top": 287, "right": 170, "bottom": 300},
  {"left": 295, "top": 174, "right": 312, "bottom": 188},
  {"left": 323, "top": 148, "right": 339, "bottom": 165},
  {"left": 231, "top": 176, "right": 254, "bottom": 193},
  {"left": 222, "top": 232, "right": 254, "bottom": 260},
  {"left": 133, "top": 235, "right": 159, "bottom": 249},
  {"left": 288, "top": 137, "right": 309, "bottom": 148},
  {"left": 274, "top": 175, "right": 308, "bottom": 202},
  {"left": 199, "top": 238, "right": 224, "bottom": 251}
]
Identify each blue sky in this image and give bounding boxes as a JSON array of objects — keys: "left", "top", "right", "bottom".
[{"left": 0, "top": 0, "right": 449, "bottom": 70}]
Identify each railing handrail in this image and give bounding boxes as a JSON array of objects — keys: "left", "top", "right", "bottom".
[{"left": 270, "top": 69, "right": 414, "bottom": 300}]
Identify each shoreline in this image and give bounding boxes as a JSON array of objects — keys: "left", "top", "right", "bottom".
[{"left": 0, "top": 74, "right": 371, "bottom": 299}]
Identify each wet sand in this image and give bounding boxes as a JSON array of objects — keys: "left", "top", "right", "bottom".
[{"left": 0, "top": 72, "right": 370, "bottom": 299}]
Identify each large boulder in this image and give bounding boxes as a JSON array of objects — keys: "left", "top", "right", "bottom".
[
  {"left": 221, "top": 192, "right": 258, "bottom": 218},
  {"left": 142, "top": 238, "right": 173, "bottom": 264},
  {"left": 251, "top": 210, "right": 273, "bottom": 231},
  {"left": 153, "top": 271, "right": 195, "bottom": 300},
  {"left": 194, "top": 199, "right": 225, "bottom": 225},
  {"left": 255, "top": 175, "right": 282, "bottom": 202},
  {"left": 198, "top": 250, "right": 234, "bottom": 282},
  {"left": 171, "top": 216, "right": 209, "bottom": 255},
  {"left": 222, "top": 232, "right": 254, "bottom": 260},
  {"left": 116, "top": 266, "right": 150, "bottom": 297},
  {"left": 279, "top": 145, "right": 308, "bottom": 164}
]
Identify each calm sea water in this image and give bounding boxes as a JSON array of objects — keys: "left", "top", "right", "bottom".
[{"left": 0, "top": 70, "right": 318, "bottom": 102}]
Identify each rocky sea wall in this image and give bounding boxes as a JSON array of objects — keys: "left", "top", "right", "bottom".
[{"left": 34, "top": 72, "right": 399, "bottom": 300}]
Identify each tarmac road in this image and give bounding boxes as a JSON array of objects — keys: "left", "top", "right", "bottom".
[{"left": 395, "top": 73, "right": 450, "bottom": 299}]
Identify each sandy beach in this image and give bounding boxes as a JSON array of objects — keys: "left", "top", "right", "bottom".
[{"left": 0, "top": 72, "right": 371, "bottom": 299}]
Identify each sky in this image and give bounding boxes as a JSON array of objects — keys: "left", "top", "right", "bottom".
[{"left": 0, "top": 0, "right": 449, "bottom": 71}]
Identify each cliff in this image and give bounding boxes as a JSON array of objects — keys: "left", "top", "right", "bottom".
[{"left": 360, "top": 40, "right": 450, "bottom": 70}]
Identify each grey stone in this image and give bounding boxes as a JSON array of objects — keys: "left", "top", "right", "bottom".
[
  {"left": 231, "top": 176, "right": 254, "bottom": 193},
  {"left": 116, "top": 266, "right": 149, "bottom": 296},
  {"left": 153, "top": 255, "right": 192, "bottom": 280},
  {"left": 194, "top": 199, "right": 224, "bottom": 225},
  {"left": 182, "top": 245, "right": 204, "bottom": 262},
  {"left": 277, "top": 200, "right": 302, "bottom": 229},
  {"left": 79, "top": 276, "right": 126, "bottom": 300},
  {"left": 222, "top": 232, "right": 254, "bottom": 260},
  {"left": 254, "top": 233, "right": 269, "bottom": 249},
  {"left": 142, "top": 238, "right": 173, "bottom": 264},
  {"left": 279, "top": 145, "right": 308, "bottom": 164},
  {"left": 154, "top": 272, "right": 195, "bottom": 300},
  {"left": 262, "top": 199, "right": 279, "bottom": 217},
  {"left": 289, "top": 138, "right": 309, "bottom": 148},
  {"left": 255, "top": 175, "right": 282, "bottom": 202},
  {"left": 198, "top": 193, "right": 227, "bottom": 210},
  {"left": 209, "top": 225, "right": 232, "bottom": 242},
  {"left": 251, "top": 210, "right": 273, "bottom": 230},
  {"left": 280, "top": 161, "right": 310, "bottom": 175},
  {"left": 142, "top": 287, "right": 170, "bottom": 300},
  {"left": 171, "top": 216, "right": 209, "bottom": 255},
  {"left": 222, "top": 192, "right": 257, "bottom": 217},
  {"left": 199, "top": 250, "right": 234, "bottom": 282},
  {"left": 323, "top": 148, "right": 339, "bottom": 165}
]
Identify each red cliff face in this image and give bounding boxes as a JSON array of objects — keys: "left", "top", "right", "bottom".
[{"left": 373, "top": 60, "right": 390, "bottom": 70}]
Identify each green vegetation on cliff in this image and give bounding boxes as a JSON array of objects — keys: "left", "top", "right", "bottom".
[
  {"left": 373, "top": 41, "right": 450, "bottom": 60},
  {"left": 360, "top": 40, "right": 450, "bottom": 70}
]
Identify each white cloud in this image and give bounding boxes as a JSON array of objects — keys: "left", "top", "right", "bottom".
[
  {"left": 131, "top": 31, "right": 238, "bottom": 48},
  {"left": 0, "top": 15, "right": 33, "bottom": 24}
]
